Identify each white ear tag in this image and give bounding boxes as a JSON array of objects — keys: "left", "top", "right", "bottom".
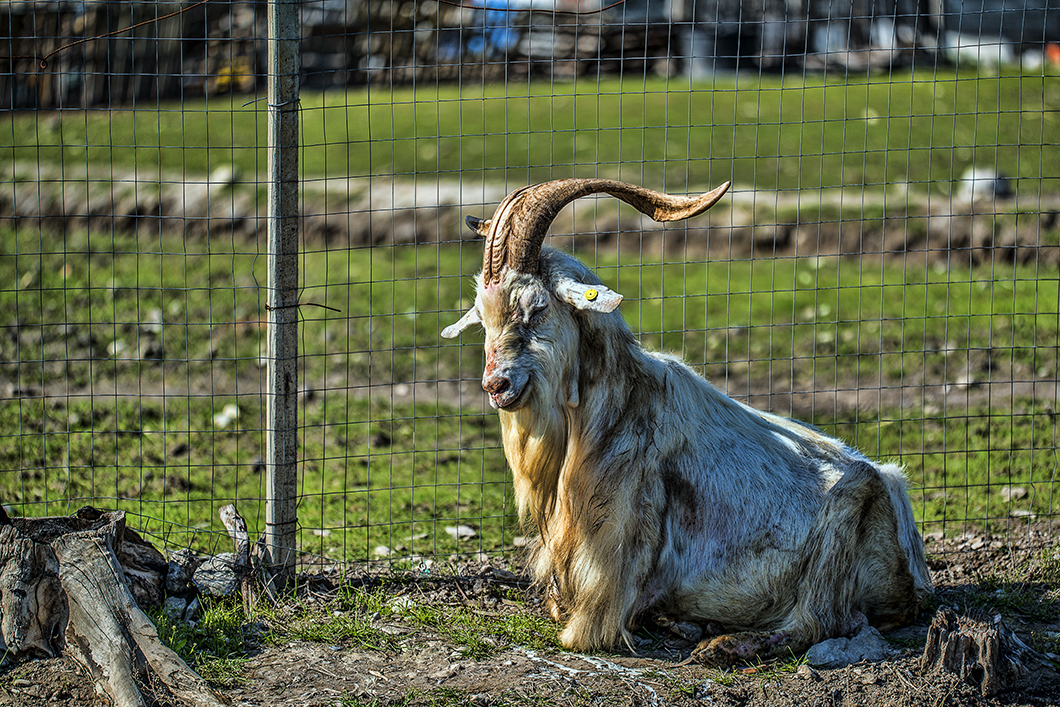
[{"left": 555, "top": 280, "right": 622, "bottom": 313}]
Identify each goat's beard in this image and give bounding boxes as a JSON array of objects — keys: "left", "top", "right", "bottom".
[{"left": 498, "top": 380, "right": 569, "bottom": 531}]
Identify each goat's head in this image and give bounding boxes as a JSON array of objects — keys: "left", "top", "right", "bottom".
[{"left": 441, "top": 179, "right": 730, "bottom": 410}]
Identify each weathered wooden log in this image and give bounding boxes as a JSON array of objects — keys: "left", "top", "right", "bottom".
[
  {"left": 72, "top": 505, "right": 168, "bottom": 609},
  {"left": 0, "top": 507, "right": 224, "bottom": 707},
  {"left": 920, "top": 607, "right": 1054, "bottom": 696},
  {"left": 0, "top": 511, "right": 64, "bottom": 657}
]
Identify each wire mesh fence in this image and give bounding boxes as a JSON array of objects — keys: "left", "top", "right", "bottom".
[{"left": 1, "top": 0, "right": 1057, "bottom": 572}]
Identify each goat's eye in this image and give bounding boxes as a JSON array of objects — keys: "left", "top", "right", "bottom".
[
  {"left": 514, "top": 290, "right": 549, "bottom": 325},
  {"left": 526, "top": 302, "right": 549, "bottom": 323},
  {"left": 513, "top": 302, "right": 547, "bottom": 325}
]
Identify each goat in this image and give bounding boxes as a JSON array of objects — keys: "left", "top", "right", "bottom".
[{"left": 441, "top": 179, "right": 932, "bottom": 665}]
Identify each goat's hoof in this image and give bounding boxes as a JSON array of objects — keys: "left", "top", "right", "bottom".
[
  {"left": 650, "top": 614, "right": 708, "bottom": 643},
  {"left": 690, "top": 631, "right": 795, "bottom": 668},
  {"left": 690, "top": 633, "right": 761, "bottom": 668}
]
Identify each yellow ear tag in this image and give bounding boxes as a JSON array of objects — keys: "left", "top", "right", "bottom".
[{"left": 584, "top": 288, "right": 599, "bottom": 302}]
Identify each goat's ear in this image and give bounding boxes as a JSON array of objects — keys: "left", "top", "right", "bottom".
[
  {"left": 465, "top": 215, "right": 491, "bottom": 237},
  {"left": 554, "top": 279, "right": 623, "bottom": 313},
  {"left": 441, "top": 307, "right": 482, "bottom": 338}
]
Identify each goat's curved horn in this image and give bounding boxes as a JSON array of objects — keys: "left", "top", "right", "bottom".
[
  {"left": 478, "top": 179, "right": 730, "bottom": 285},
  {"left": 465, "top": 215, "right": 491, "bottom": 237}
]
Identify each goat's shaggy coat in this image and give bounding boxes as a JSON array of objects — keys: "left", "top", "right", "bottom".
[{"left": 443, "top": 180, "right": 932, "bottom": 664}]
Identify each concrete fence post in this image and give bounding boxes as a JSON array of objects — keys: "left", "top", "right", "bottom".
[{"left": 265, "top": 0, "right": 300, "bottom": 585}]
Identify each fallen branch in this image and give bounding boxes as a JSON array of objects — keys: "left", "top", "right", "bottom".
[{"left": 219, "top": 503, "right": 266, "bottom": 615}]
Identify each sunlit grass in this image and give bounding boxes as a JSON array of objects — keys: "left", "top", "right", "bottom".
[
  {"left": 275, "top": 579, "right": 560, "bottom": 658},
  {"left": 1, "top": 226, "right": 1056, "bottom": 556},
  {"left": 3, "top": 71, "right": 1057, "bottom": 193},
  {"left": 150, "top": 596, "right": 251, "bottom": 688}
]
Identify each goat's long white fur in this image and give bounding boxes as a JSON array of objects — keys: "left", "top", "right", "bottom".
[{"left": 445, "top": 201, "right": 932, "bottom": 664}]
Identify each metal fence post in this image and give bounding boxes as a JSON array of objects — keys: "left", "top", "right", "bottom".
[{"left": 265, "top": 0, "right": 300, "bottom": 584}]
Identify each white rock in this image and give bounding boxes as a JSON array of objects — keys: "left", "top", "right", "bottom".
[
  {"left": 445, "top": 525, "right": 477, "bottom": 540},
  {"left": 184, "top": 596, "right": 201, "bottom": 623},
  {"left": 1000, "top": 486, "right": 1028, "bottom": 501},
  {"left": 956, "top": 166, "right": 1012, "bottom": 200},
  {"left": 805, "top": 624, "right": 890, "bottom": 668},
  {"left": 192, "top": 553, "right": 240, "bottom": 597},
  {"left": 141, "top": 308, "right": 163, "bottom": 335},
  {"left": 162, "top": 596, "right": 188, "bottom": 622},
  {"left": 209, "top": 165, "right": 241, "bottom": 188},
  {"left": 388, "top": 595, "right": 416, "bottom": 613},
  {"left": 213, "top": 403, "right": 240, "bottom": 429}
]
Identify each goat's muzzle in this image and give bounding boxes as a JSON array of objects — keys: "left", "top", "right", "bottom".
[{"left": 482, "top": 368, "right": 530, "bottom": 410}]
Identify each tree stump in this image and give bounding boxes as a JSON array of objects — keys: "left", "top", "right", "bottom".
[
  {"left": 920, "top": 607, "right": 1053, "bottom": 697},
  {"left": 0, "top": 507, "right": 225, "bottom": 707}
]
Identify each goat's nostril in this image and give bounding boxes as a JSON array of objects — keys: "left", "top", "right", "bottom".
[{"left": 484, "top": 377, "right": 511, "bottom": 396}]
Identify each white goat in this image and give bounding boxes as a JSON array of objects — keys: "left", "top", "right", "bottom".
[{"left": 442, "top": 179, "right": 932, "bottom": 665}]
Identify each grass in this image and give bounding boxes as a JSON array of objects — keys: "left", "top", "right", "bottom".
[
  {"left": 614, "top": 256, "right": 1059, "bottom": 390},
  {"left": 1, "top": 70, "right": 1057, "bottom": 558},
  {"left": 401, "top": 599, "right": 560, "bottom": 659},
  {"left": 0, "top": 223, "right": 1057, "bottom": 556},
  {"left": 4, "top": 65, "right": 1057, "bottom": 707},
  {"left": 276, "top": 583, "right": 403, "bottom": 651},
  {"left": 148, "top": 578, "right": 555, "bottom": 694},
  {"left": 0, "top": 227, "right": 514, "bottom": 557},
  {"left": 277, "top": 579, "right": 560, "bottom": 659},
  {"left": 150, "top": 596, "right": 252, "bottom": 687},
  {"left": 830, "top": 403, "right": 1060, "bottom": 534},
  {"left": 3, "top": 70, "right": 1058, "bottom": 193},
  {"left": 961, "top": 547, "right": 1060, "bottom": 623}
]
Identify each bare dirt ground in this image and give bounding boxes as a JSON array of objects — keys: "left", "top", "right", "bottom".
[{"left": 2, "top": 526, "right": 1059, "bottom": 707}]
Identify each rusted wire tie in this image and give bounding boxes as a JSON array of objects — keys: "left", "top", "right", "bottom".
[{"left": 265, "top": 303, "right": 342, "bottom": 314}]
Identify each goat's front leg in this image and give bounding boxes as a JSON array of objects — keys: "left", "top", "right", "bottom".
[
  {"left": 551, "top": 505, "right": 658, "bottom": 651},
  {"left": 554, "top": 546, "right": 644, "bottom": 651}
]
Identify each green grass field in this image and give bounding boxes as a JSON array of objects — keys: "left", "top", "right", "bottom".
[
  {"left": 2, "top": 69, "right": 1057, "bottom": 558},
  {"left": 4, "top": 70, "right": 1058, "bottom": 193},
  {"left": 1, "top": 222, "right": 1056, "bottom": 558}
]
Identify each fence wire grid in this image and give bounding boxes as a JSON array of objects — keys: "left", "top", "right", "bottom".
[{"left": 1, "top": 0, "right": 1058, "bottom": 571}]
